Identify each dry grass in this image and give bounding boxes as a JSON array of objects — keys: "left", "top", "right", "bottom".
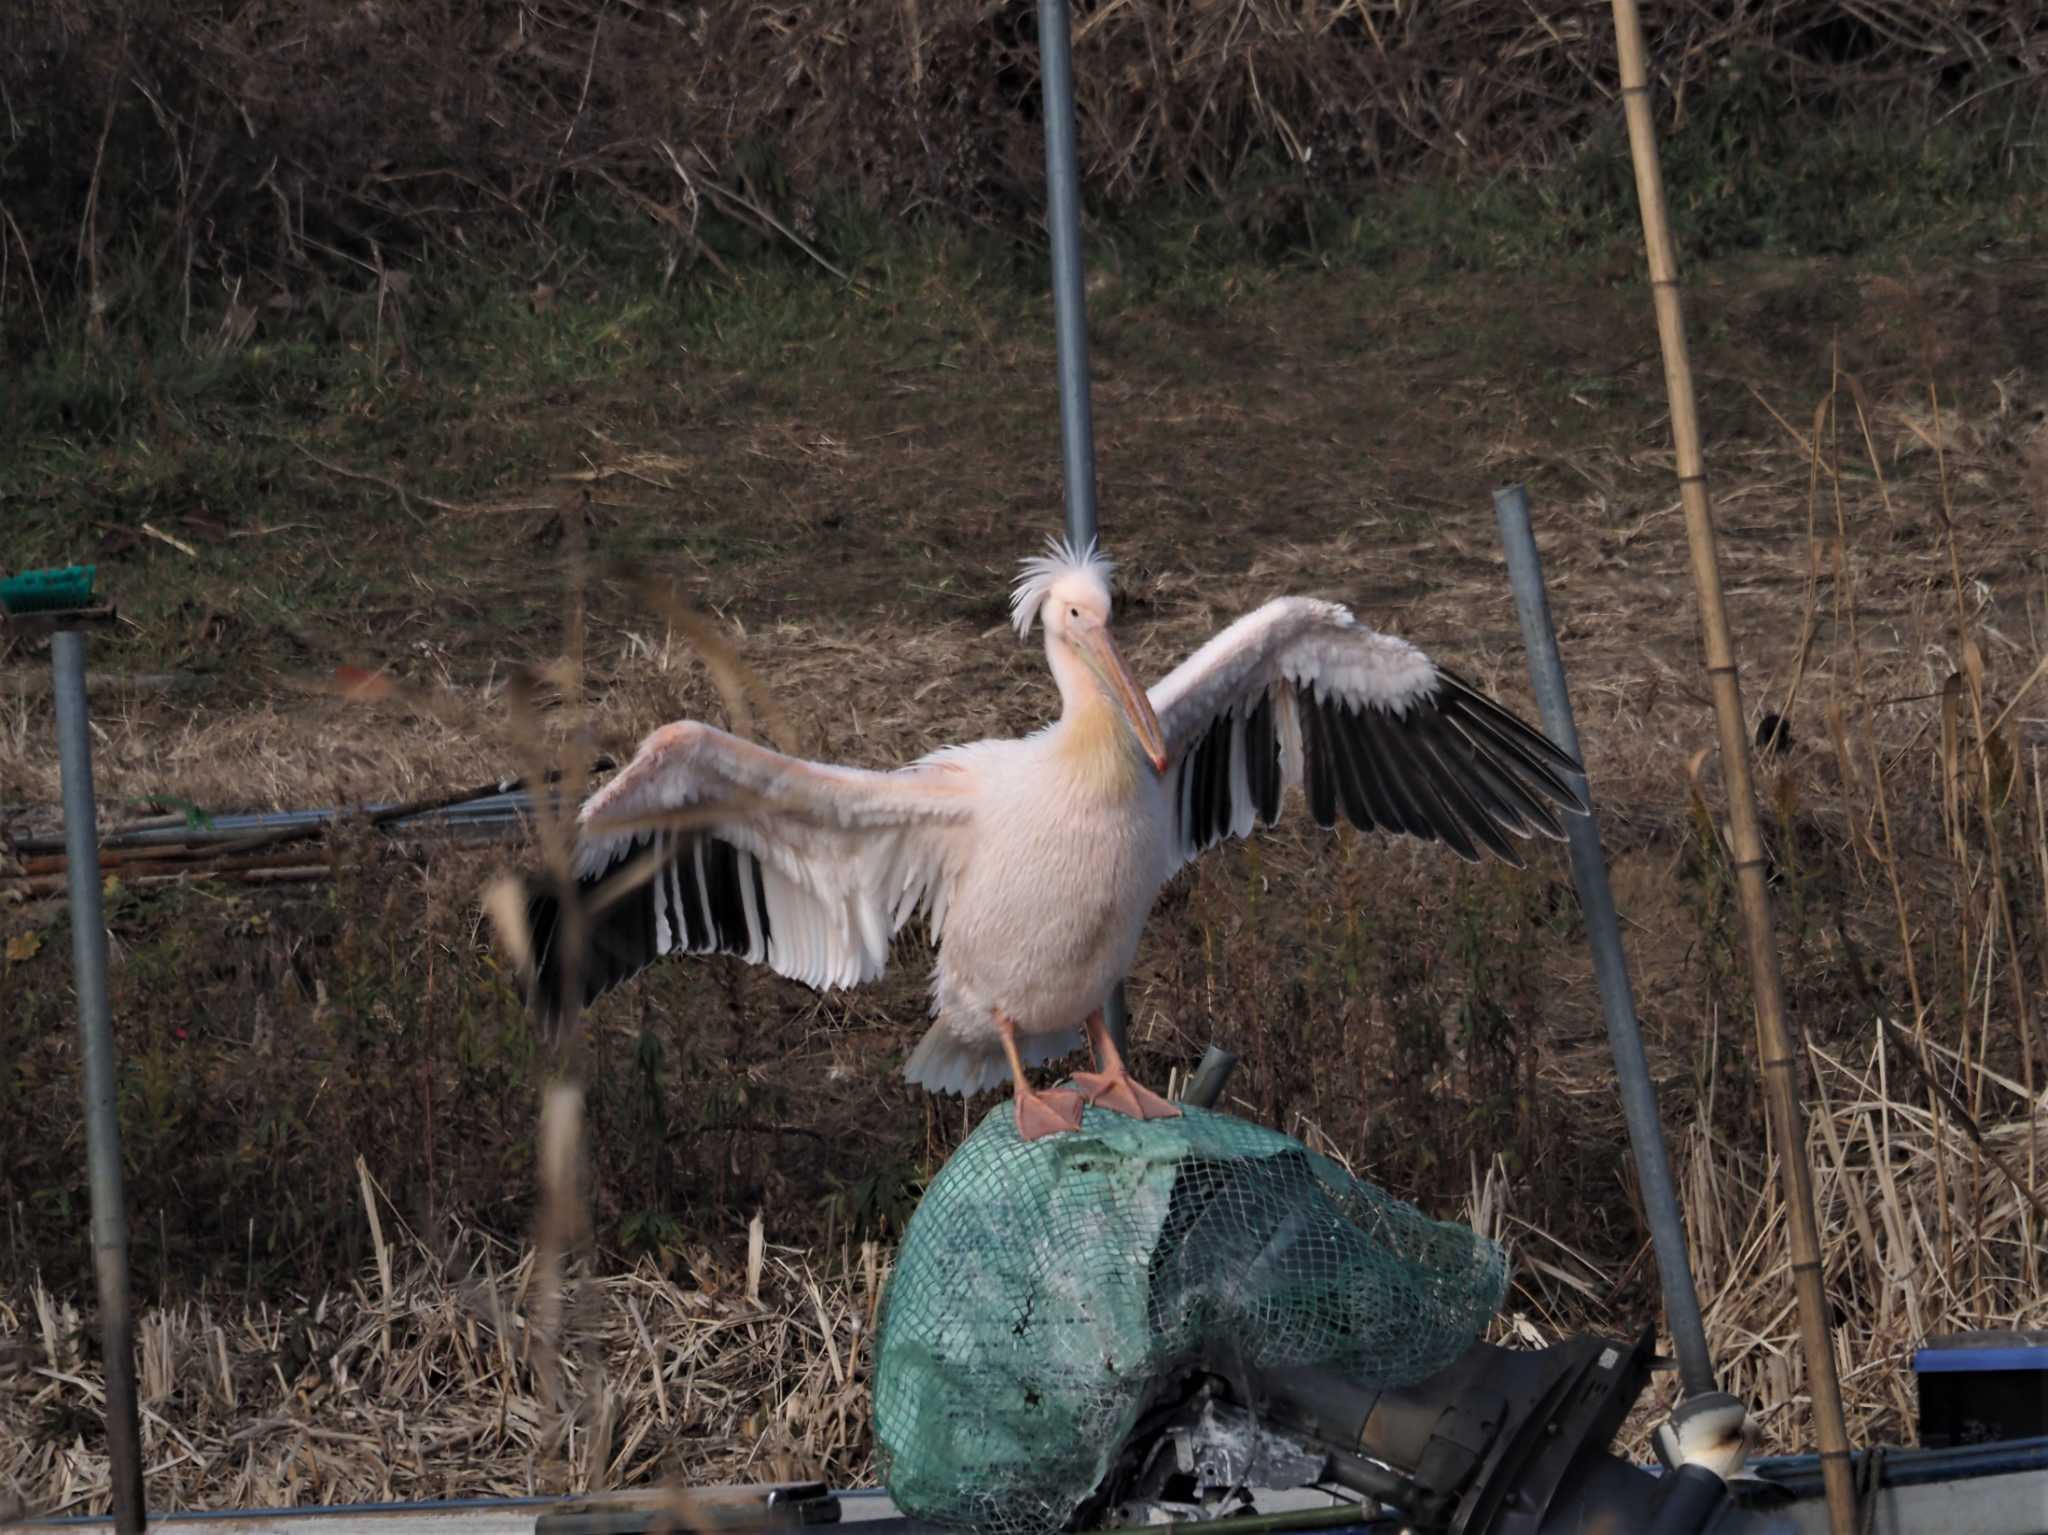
[
  {"left": 5, "top": 0, "right": 2037, "bottom": 341},
  {"left": 1673, "top": 1035, "right": 2048, "bottom": 1455},
  {"left": 3, "top": 1065, "right": 2038, "bottom": 1513},
  {"left": 0, "top": 1197, "right": 885, "bottom": 1518},
  {"left": 6, "top": 372, "right": 2037, "bottom": 826}
]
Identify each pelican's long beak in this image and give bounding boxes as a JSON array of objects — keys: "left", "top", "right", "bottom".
[{"left": 1081, "top": 625, "right": 1170, "bottom": 774}]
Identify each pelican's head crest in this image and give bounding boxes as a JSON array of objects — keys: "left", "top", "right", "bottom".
[{"left": 1010, "top": 535, "right": 1116, "bottom": 639}]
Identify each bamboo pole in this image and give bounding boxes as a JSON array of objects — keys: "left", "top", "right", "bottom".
[{"left": 1603, "top": 6, "right": 1857, "bottom": 1533}]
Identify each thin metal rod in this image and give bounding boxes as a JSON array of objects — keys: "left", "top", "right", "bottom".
[
  {"left": 53, "top": 628, "right": 146, "bottom": 1535},
  {"left": 1036, "top": 0, "right": 1126, "bottom": 1058},
  {"left": 1604, "top": 5, "right": 1856, "bottom": 1529},
  {"left": 1037, "top": 0, "right": 1098, "bottom": 553},
  {"left": 1492, "top": 483, "right": 1714, "bottom": 1398}
]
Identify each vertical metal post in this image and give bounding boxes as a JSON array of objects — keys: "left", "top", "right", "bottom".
[
  {"left": 1491, "top": 485, "right": 1716, "bottom": 1400},
  {"left": 1036, "top": 0, "right": 1127, "bottom": 1057},
  {"left": 1182, "top": 1044, "right": 1239, "bottom": 1110},
  {"left": 1037, "top": 0, "right": 1098, "bottom": 552},
  {"left": 52, "top": 629, "right": 147, "bottom": 1533}
]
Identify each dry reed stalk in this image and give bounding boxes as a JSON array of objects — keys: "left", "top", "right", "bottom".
[
  {"left": 519, "top": 524, "right": 598, "bottom": 1494},
  {"left": 1678, "top": 1044, "right": 2047, "bottom": 1452},
  {"left": 471, "top": 524, "right": 829, "bottom": 1496},
  {"left": 1921, "top": 384, "right": 2043, "bottom": 1240},
  {"left": 1833, "top": 373, "right": 2048, "bottom": 1231},
  {"left": 1828, "top": 370, "right": 1956, "bottom": 1268},
  {"left": 1606, "top": 2, "right": 1855, "bottom": 1527}
]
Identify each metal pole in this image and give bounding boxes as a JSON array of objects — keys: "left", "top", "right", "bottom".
[
  {"left": 1492, "top": 484, "right": 1715, "bottom": 1399},
  {"left": 1037, "top": 0, "right": 1099, "bottom": 553},
  {"left": 1182, "top": 1044, "right": 1239, "bottom": 1110},
  {"left": 52, "top": 628, "right": 147, "bottom": 1534},
  {"left": 1036, "top": 0, "right": 1127, "bottom": 1058}
]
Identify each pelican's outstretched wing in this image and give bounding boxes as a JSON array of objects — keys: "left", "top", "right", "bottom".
[
  {"left": 1148, "top": 597, "right": 1586, "bottom": 866},
  {"left": 524, "top": 722, "right": 973, "bottom": 1021}
]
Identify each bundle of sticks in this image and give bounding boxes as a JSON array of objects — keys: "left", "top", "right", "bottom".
[{"left": 2, "top": 765, "right": 611, "bottom": 897}]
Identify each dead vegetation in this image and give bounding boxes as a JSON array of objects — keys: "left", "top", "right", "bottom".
[
  {"left": 3, "top": 0, "right": 2042, "bottom": 346},
  {"left": 2, "top": 1203, "right": 885, "bottom": 1516},
  {"left": 1676, "top": 1039, "right": 2047, "bottom": 1453},
  {"left": 3, "top": 215, "right": 2047, "bottom": 1516},
  {"left": 3, "top": 1066, "right": 2040, "bottom": 1514}
]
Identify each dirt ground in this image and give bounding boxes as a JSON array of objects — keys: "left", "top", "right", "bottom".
[{"left": 6, "top": 254, "right": 2043, "bottom": 794}]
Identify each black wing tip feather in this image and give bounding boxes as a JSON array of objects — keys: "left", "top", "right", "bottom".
[
  {"left": 522, "top": 872, "right": 592, "bottom": 1026},
  {"left": 1433, "top": 671, "right": 1589, "bottom": 798},
  {"left": 1300, "top": 692, "right": 1340, "bottom": 830},
  {"left": 1169, "top": 658, "right": 1587, "bottom": 870},
  {"left": 1409, "top": 719, "right": 1521, "bottom": 865},
  {"left": 1431, "top": 720, "right": 1568, "bottom": 845},
  {"left": 519, "top": 830, "right": 775, "bottom": 1026},
  {"left": 1360, "top": 698, "right": 1485, "bottom": 861},
  {"left": 1337, "top": 696, "right": 1430, "bottom": 842},
  {"left": 522, "top": 879, "right": 562, "bottom": 1020},
  {"left": 1297, "top": 673, "right": 1592, "bottom": 867},
  {"left": 1246, "top": 691, "right": 1284, "bottom": 825},
  {"left": 1434, "top": 672, "right": 1589, "bottom": 816},
  {"left": 521, "top": 864, "right": 645, "bottom": 1025}
]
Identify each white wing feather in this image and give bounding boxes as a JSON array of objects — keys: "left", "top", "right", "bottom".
[
  {"left": 1152, "top": 598, "right": 1437, "bottom": 749},
  {"left": 538, "top": 722, "right": 973, "bottom": 1006}
]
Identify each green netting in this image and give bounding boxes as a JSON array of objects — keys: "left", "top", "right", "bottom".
[{"left": 872, "top": 1100, "right": 1507, "bottom": 1535}]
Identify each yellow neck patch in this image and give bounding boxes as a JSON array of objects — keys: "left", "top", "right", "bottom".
[{"left": 1056, "top": 692, "right": 1144, "bottom": 800}]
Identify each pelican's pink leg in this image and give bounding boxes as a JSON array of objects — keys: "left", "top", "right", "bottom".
[
  {"left": 1070, "top": 1008, "right": 1181, "bottom": 1121},
  {"left": 999, "top": 1013, "right": 1085, "bottom": 1140}
]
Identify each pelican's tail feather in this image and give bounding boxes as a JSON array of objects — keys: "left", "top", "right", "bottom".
[{"left": 903, "top": 1023, "right": 1083, "bottom": 1098}]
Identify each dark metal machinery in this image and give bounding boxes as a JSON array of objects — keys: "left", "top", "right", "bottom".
[{"left": 1083, "top": 1333, "right": 1789, "bottom": 1535}]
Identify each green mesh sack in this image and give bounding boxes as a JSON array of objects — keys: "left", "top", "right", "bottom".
[{"left": 871, "top": 1101, "right": 1507, "bottom": 1535}]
